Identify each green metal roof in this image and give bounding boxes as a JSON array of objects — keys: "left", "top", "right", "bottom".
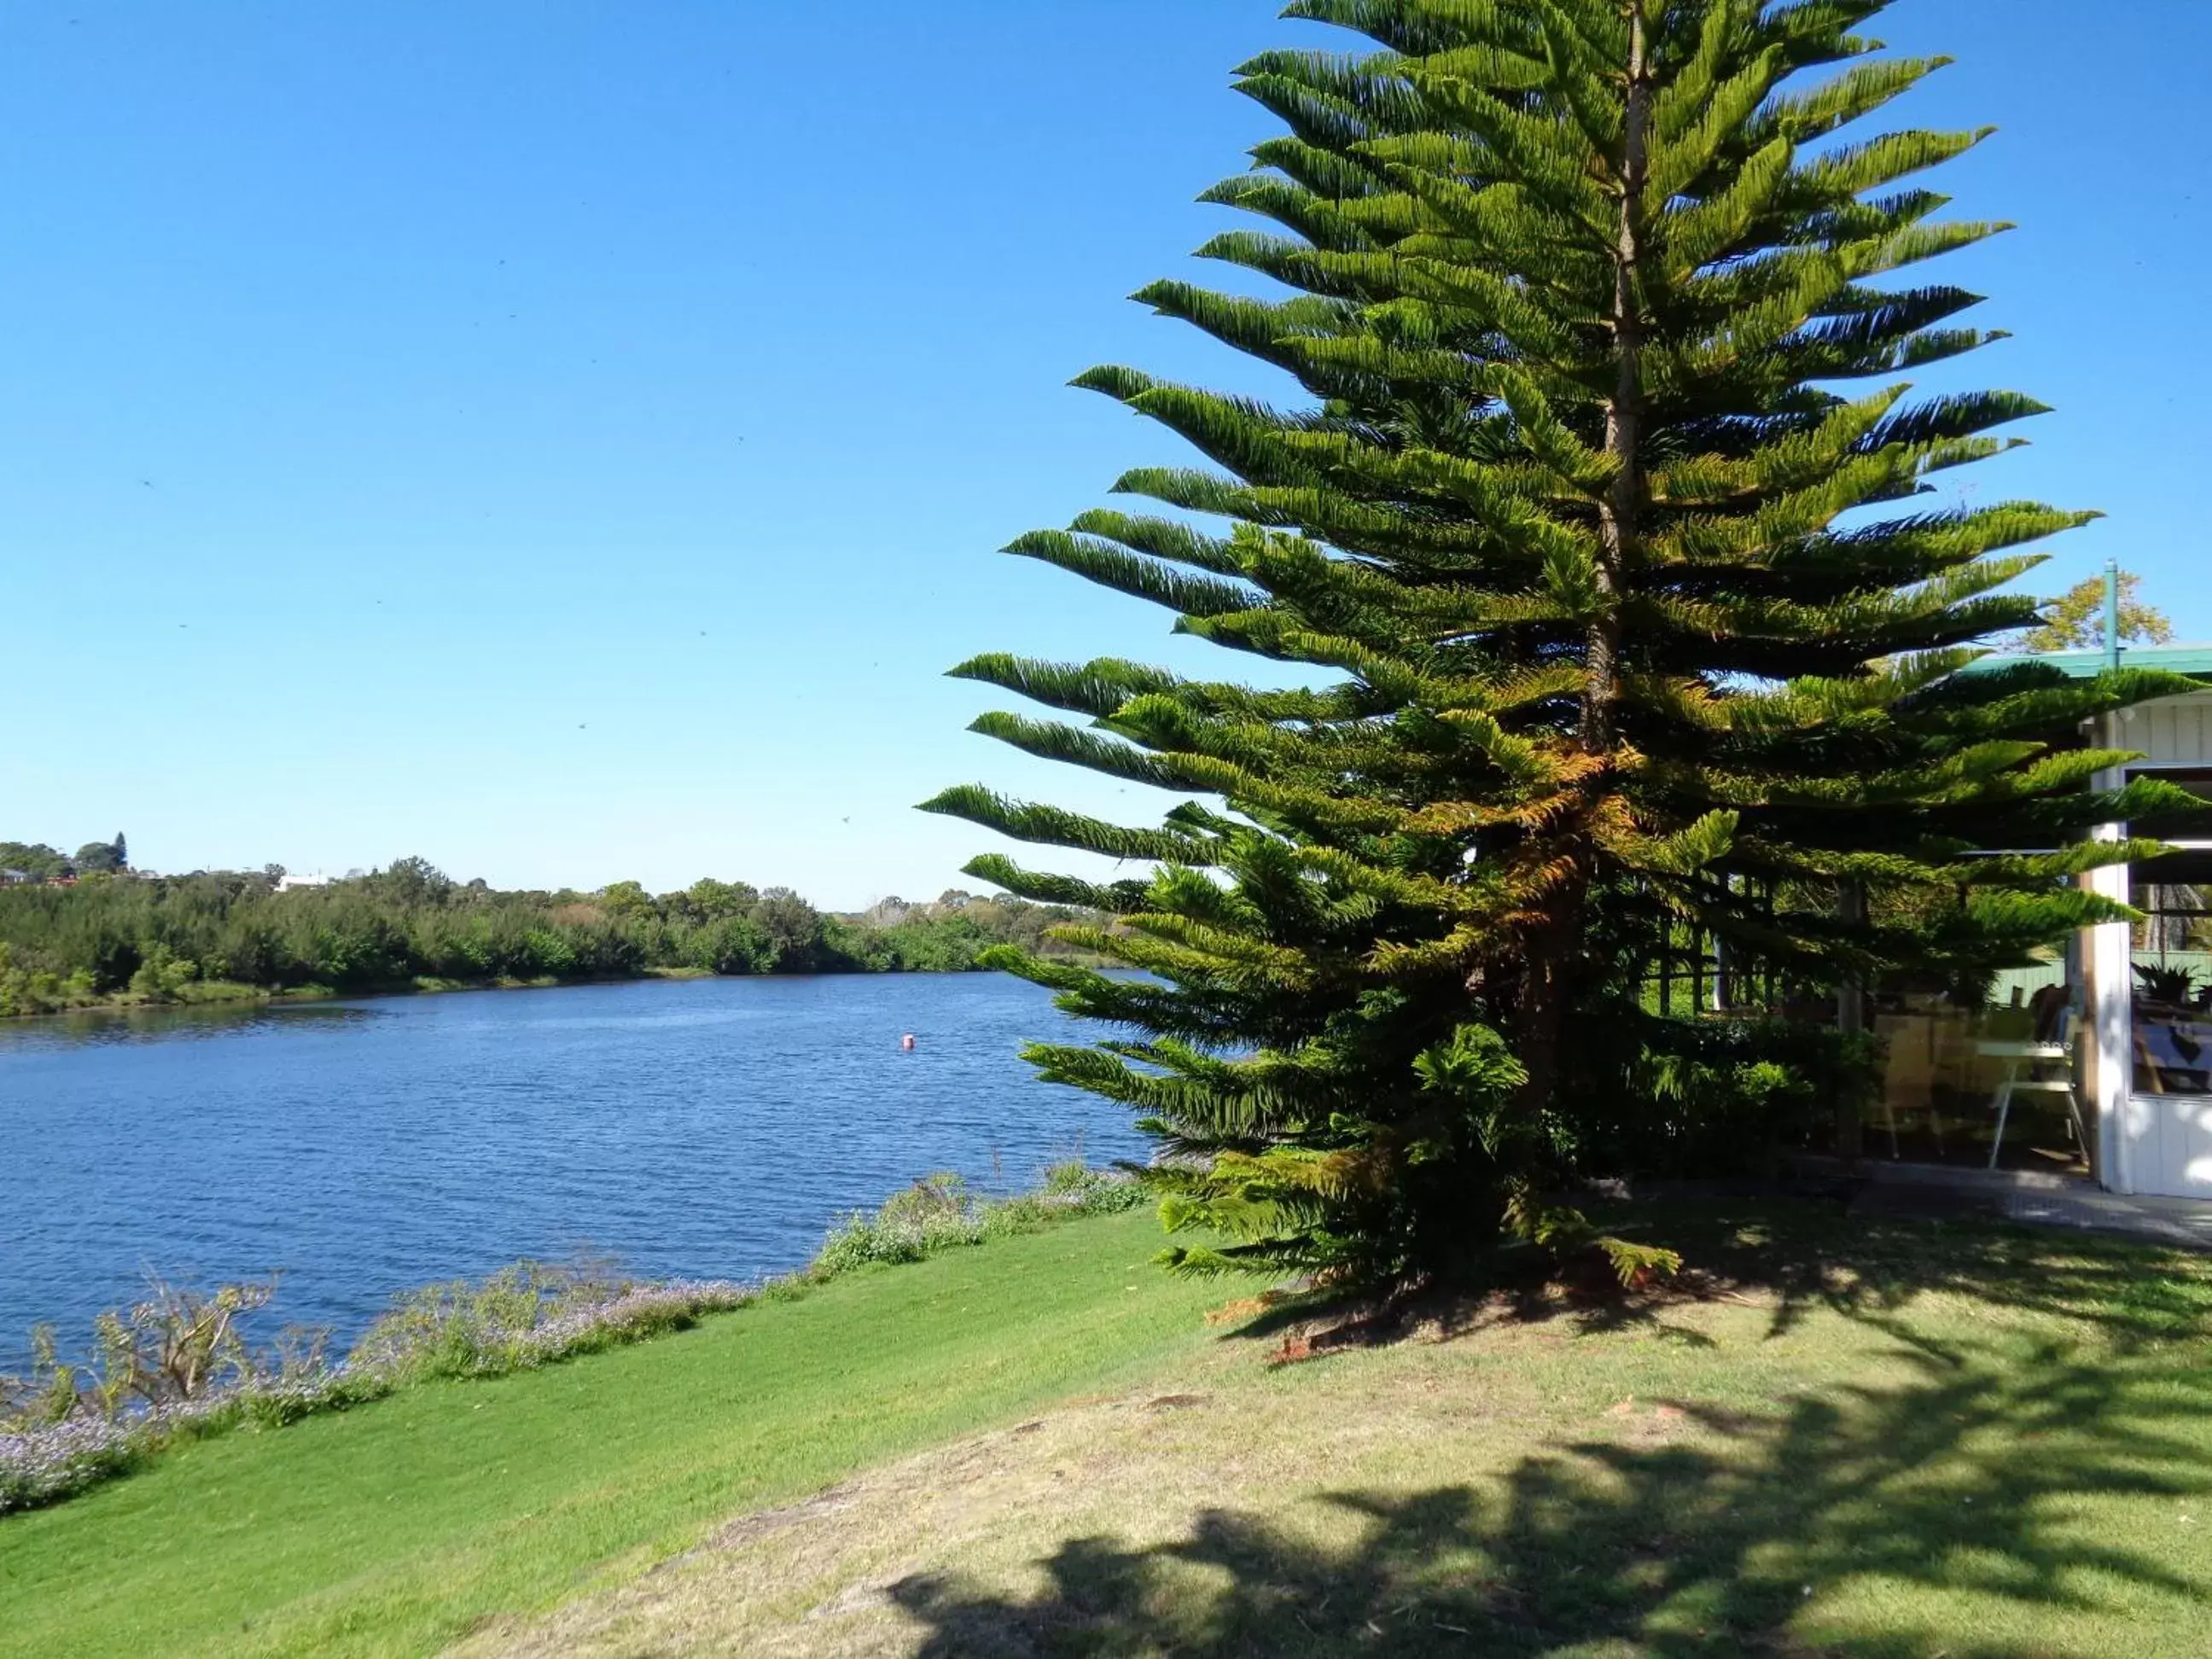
[{"left": 1956, "top": 644, "right": 2212, "bottom": 679}]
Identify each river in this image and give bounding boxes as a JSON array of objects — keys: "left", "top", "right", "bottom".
[{"left": 0, "top": 974, "right": 1145, "bottom": 1371}]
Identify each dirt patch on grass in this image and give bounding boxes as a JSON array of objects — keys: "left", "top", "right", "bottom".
[{"left": 452, "top": 1390, "right": 1218, "bottom": 1656}]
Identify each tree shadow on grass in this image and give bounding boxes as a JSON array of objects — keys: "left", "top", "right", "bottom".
[
  {"left": 1223, "top": 1196, "right": 2212, "bottom": 1361},
  {"left": 894, "top": 1208, "right": 2212, "bottom": 1656}
]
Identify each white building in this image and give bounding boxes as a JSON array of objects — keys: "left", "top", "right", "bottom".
[
  {"left": 2075, "top": 660, "right": 2212, "bottom": 1199},
  {"left": 1893, "top": 643, "right": 2212, "bottom": 1200}
]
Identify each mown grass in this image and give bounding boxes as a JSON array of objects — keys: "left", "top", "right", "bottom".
[
  {"left": 0, "top": 1208, "right": 1222, "bottom": 1657},
  {"left": 860, "top": 1201, "right": 2212, "bottom": 1659},
  {"left": 9, "top": 1198, "right": 2212, "bottom": 1658}
]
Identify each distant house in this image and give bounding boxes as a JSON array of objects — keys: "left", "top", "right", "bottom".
[
  {"left": 274, "top": 872, "right": 333, "bottom": 893},
  {"left": 0, "top": 869, "right": 30, "bottom": 886}
]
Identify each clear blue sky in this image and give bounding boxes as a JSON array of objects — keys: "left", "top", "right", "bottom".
[{"left": 3, "top": 2, "right": 2206, "bottom": 907}]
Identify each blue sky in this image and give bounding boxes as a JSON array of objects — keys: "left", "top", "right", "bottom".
[{"left": 3, "top": 1, "right": 2206, "bottom": 907}]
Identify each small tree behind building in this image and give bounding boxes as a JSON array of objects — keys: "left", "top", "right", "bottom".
[
  {"left": 2023, "top": 572, "right": 2174, "bottom": 653},
  {"left": 73, "top": 835, "right": 125, "bottom": 875}
]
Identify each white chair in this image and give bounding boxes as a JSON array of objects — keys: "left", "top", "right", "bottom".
[{"left": 1975, "top": 1004, "right": 2088, "bottom": 1170}]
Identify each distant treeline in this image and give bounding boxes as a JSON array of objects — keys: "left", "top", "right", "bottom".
[{"left": 0, "top": 857, "right": 1098, "bottom": 1016}]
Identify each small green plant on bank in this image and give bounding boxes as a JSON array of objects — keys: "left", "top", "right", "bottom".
[{"left": 815, "top": 1174, "right": 987, "bottom": 1272}]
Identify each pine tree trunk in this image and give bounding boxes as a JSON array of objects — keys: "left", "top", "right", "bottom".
[
  {"left": 1519, "top": 15, "right": 1650, "bottom": 1131},
  {"left": 1836, "top": 877, "right": 1869, "bottom": 1159},
  {"left": 1586, "top": 8, "right": 1649, "bottom": 759},
  {"left": 1514, "top": 895, "right": 1586, "bottom": 1138}
]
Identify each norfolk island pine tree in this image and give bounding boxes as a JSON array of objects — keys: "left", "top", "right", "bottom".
[{"left": 923, "top": 0, "right": 2196, "bottom": 1289}]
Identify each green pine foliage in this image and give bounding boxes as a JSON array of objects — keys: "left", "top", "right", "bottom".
[{"left": 925, "top": 0, "right": 2197, "bottom": 1289}]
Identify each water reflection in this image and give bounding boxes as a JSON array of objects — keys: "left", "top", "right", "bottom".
[{"left": 0, "top": 998, "right": 377, "bottom": 1052}]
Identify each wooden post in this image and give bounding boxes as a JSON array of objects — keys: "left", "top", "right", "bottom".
[
  {"left": 1711, "top": 873, "right": 1733, "bottom": 1011},
  {"left": 1836, "top": 876, "right": 1868, "bottom": 1160}
]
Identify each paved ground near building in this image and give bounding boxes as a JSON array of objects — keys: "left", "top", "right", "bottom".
[{"left": 1831, "top": 1159, "right": 2212, "bottom": 1249}]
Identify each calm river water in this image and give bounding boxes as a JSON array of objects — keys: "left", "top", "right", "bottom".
[{"left": 0, "top": 974, "right": 1144, "bottom": 1369}]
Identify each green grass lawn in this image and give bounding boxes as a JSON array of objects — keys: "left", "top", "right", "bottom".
[
  {"left": 0, "top": 1208, "right": 1223, "bottom": 1658},
  {"left": 8, "top": 1199, "right": 2212, "bottom": 1657}
]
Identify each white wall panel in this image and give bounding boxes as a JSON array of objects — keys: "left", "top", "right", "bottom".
[{"left": 2121, "top": 694, "right": 2212, "bottom": 763}]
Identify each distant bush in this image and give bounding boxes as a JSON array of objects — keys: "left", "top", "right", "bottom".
[
  {"left": 1037, "top": 1157, "right": 1150, "bottom": 1211},
  {"left": 0, "top": 941, "right": 98, "bottom": 1016},
  {"left": 125, "top": 943, "right": 201, "bottom": 1002}
]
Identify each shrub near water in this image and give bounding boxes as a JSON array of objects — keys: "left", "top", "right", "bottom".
[
  {"left": 812, "top": 1161, "right": 1146, "bottom": 1275},
  {"left": 0, "top": 1274, "right": 346, "bottom": 1511},
  {"left": 346, "top": 1260, "right": 742, "bottom": 1385}
]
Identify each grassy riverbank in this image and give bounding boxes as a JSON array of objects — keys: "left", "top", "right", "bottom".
[
  {"left": 6, "top": 1201, "right": 2212, "bottom": 1656},
  {"left": 0, "top": 960, "right": 1103, "bottom": 1022},
  {"left": 0, "top": 962, "right": 951, "bottom": 1022},
  {"left": 0, "top": 1208, "right": 1224, "bottom": 1656}
]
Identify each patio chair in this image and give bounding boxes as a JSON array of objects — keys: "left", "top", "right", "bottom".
[{"left": 1976, "top": 1003, "right": 2088, "bottom": 1170}]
